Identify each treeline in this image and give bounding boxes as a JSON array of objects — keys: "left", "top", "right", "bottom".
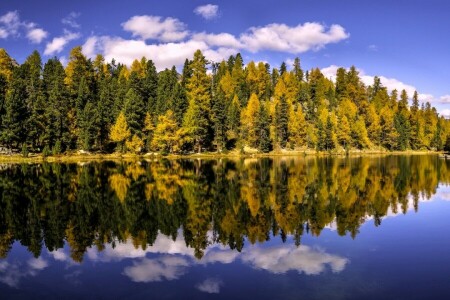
[
  {"left": 0, "top": 47, "right": 448, "bottom": 154},
  {"left": 0, "top": 156, "right": 447, "bottom": 261}
]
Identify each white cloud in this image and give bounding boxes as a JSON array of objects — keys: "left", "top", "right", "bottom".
[
  {"left": 194, "top": 4, "right": 220, "bottom": 20},
  {"left": 0, "top": 11, "right": 20, "bottom": 38},
  {"left": 196, "top": 278, "right": 223, "bottom": 293},
  {"left": 241, "top": 245, "right": 348, "bottom": 275},
  {"left": 123, "top": 256, "right": 189, "bottom": 282},
  {"left": 27, "top": 257, "right": 48, "bottom": 270},
  {"left": 82, "top": 36, "right": 98, "bottom": 59},
  {"left": 193, "top": 32, "right": 242, "bottom": 48},
  {"left": 86, "top": 19, "right": 349, "bottom": 71},
  {"left": 44, "top": 30, "right": 80, "bottom": 55},
  {"left": 0, "top": 28, "right": 8, "bottom": 38},
  {"left": 439, "top": 109, "right": 450, "bottom": 118},
  {"left": 86, "top": 233, "right": 195, "bottom": 262},
  {"left": 87, "top": 35, "right": 234, "bottom": 71},
  {"left": 0, "top": 11, "right": 47, "bottom": 44},
  {"left": 48, "top": 248, "right": 69, "bottom": 261},
  {"left": 0, "top": 258, "right": 48, "bottom": 287},
  {"left": 27, "top": 28, "right": 48, "bottom": 44},
  {"left": 240, "top": 22, "right": 349, "bottom": 53},
  {"left": 122, "top": 15, "right": 188, "bottom": 42},
  {"left": 62, "top": 12, "right": 81, "bottom": 29},
  {"left": 436, "top": 95, "right": 450, "bottom": 104}
]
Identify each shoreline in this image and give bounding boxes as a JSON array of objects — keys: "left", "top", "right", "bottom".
[{"left": 0, "top": 149, "right": 443, "bottom": 164}]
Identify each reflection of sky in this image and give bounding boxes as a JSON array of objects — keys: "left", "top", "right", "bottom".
[
  {"left": 1, "top": 185, "right": 450, "bottom": 299},
  {"left": 83, "top": 234, "right": 349, "bottom": 283}
]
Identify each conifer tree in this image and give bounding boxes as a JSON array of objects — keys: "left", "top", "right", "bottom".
[
  {"left": 275, "top": 95, "right": 288, "bottom": 148},
  {"left": 256, "top": 103, "right": 271, "bottom": 152},
  {"left": 110, "top": 112, "right": 131, "bottom": 152},
  {"left": 183, "top": 50, "right": 211, "bottom": 152}
]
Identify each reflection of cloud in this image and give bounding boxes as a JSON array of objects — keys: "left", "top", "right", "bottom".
[
  {"left": 123, "top": 256, "right": 189, "bottom": 282},
  {"left": 196, "top": 278, "right": 223, "bottom": 294},
  {"left": 241, "top": 245, "right": 348, "bottom": 275},
  {"left": 201, "top": 248, "right": 240, "bottom": 264},
  {"left": 48, "top": 248, "right": 68, "bottom": 261},
  {"left": 86, "top": 234, "right": 194, "bottom": 262},
  {"left": 64, "top": 270, "right": 82, "bottom": 286},
  {"left": 0, "top": 258, "right": 48, "bottom": 287},
  {"left": 28, "top": 257, "right": 48, "bottom": 270}
]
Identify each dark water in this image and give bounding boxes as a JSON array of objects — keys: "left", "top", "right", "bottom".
[{"left": 1, "top": 155, "right": 450, "bottom": 299}]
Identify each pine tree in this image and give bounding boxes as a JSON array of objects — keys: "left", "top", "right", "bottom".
[
  {"left": 79, "top": 101, "right": 99, "bottom": 150},
  {"left": 1, "top": 65, "right": 28, "bottom": 147},
  {"left": 275, "top": 95, "right": 288, "bottom": 148},
  {"left": 240, "top": 93, "right": 260, "bottom": 147},
  {"left": 227, "top": 94, "right": 241, "bottom": 142},
  {"left": 324, "top": 115, "right": 336, "bottom": 151},
  {"left": 293, "top": 57, "right": 304, "bottom": 82},
  {"left": 151, "top": 110, "right": 179, "bottom": 153},
  {"left": 288, "top": 105, "right": 307, "bottom": 148},
  {"left": 123, "top": 89, "right": 145, "bottom": 137},
  {"left": 256, "top": 103, "right": 271, "bottom": 152},
  {"left": 182, "top": 50, "right": 211, "bottom": 152},
  {"left": 212, "top": 90, "right": 227, "bottom": 152},
  {"left": 110, "top": 112, "right": 131, "bottom": 153}
]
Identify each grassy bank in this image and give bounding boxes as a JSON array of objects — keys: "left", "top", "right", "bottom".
[{"left": 0, "top": 148, "right": 442, "bottom": 164}]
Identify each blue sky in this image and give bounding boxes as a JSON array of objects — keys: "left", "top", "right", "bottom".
[{"left": 1, "top": 0, "right": 450, "bottom": 115}]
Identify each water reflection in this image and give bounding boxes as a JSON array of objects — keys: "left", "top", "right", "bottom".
[{"left": 0, "top": 155, "right": 448, "bottom": 264}]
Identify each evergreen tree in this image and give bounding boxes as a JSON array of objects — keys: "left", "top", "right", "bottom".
[
  {"left": 212, "top": 90, "right": 227, "bottom": 152},
  {"left": 1, "top": 65, "right": 28, "bottom": 147},
  {"left": 123, "top": 89, "right": 145, "bottom": 137},
  {"left": 256, "top": 103, "right": 271, "bottom": 152},
  {"left": 182, "top": 50, "right": 211, "bottom": 152},
  {"left": 275, "top": 95, "right": 288, "bottom": 148}
]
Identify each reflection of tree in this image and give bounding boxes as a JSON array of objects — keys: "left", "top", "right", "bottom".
[{"left": 0, "top": 155, "right": 448, "bottom": 261}]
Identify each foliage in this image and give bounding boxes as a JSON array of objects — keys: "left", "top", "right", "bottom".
[{"left": 0, "top": 47, "right": 448, "bottom": 153}]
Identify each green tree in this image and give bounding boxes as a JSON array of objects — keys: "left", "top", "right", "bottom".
[
  {"left": 123, "top": 89, "right": 145, "bottom": 137},
  {"left": 182, "top": 50, "right": 211, "bottom": 152},
  {"left": 275, "top": 95, "right": 288, "bottom": 148}
]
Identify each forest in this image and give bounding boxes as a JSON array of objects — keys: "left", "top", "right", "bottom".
[
  {"left": 0, "top": 47, "right": 449, "bottom": 155},
  {"left": 0, "top": 156, "right": 447, "bottom": 261}
]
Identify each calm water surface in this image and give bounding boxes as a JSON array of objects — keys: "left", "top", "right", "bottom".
[{"left": 1, "top": 155, "right": 450, "bottom": 299}]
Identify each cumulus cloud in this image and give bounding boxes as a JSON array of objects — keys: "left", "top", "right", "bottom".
[
  {"left": 241, "top": 245, "right": 348, "bottom": 275},
  {"left": 193, "top": 32, "right": 242, "bottom": 48},
  {"left": 123, "top": 256, "right": 189, "bottom": 282},
  {"left": 0, "top": 11, "right": 47, "bottom": 43},
  {"left": 438, "top": 109, "right": 450, "bottom": 118},
  {"left": 48, "top": 248, "right": 69, "bottom": 261},
  {"left": 122, "top": 15, "right": 188, "bottom": 42},
  {"left": 62, "top": 12, "right": 81, "bottom": 29},
  {"left": 86, "top": 233, "right": 195, "bottom": 262},
  {"left": 0, "top": 11, "right": 21, "bottom": 38},
  {"left": 28, "top": 257, "right": 48, "bottom": 270},
  {"left": 0, "top": 258, "right": 48, "bottom": 287},
  {"left": 196, "top": 278, "right": 223, "bottom": 293},
  {"left": 240, "top": 22, "right": 349, "bottom": 53},
  {"left": 194, "top": 4, "right": 220, "bottom": 20},
  {"left": 27, "top": 28, "right": 48, "bottom": 44},
  {"left": 85, "top": 16, "right": 349, "bottom": 72},
  {"left": 44, "top": 30, "right": 80, "bottom": 55},
  {"left": 435, "top": 95, "right": 450, "bottom": 104}
]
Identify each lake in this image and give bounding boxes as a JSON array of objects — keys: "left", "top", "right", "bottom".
[{"left": 1, "top": 155, "right": 450, "bottom": 299}]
